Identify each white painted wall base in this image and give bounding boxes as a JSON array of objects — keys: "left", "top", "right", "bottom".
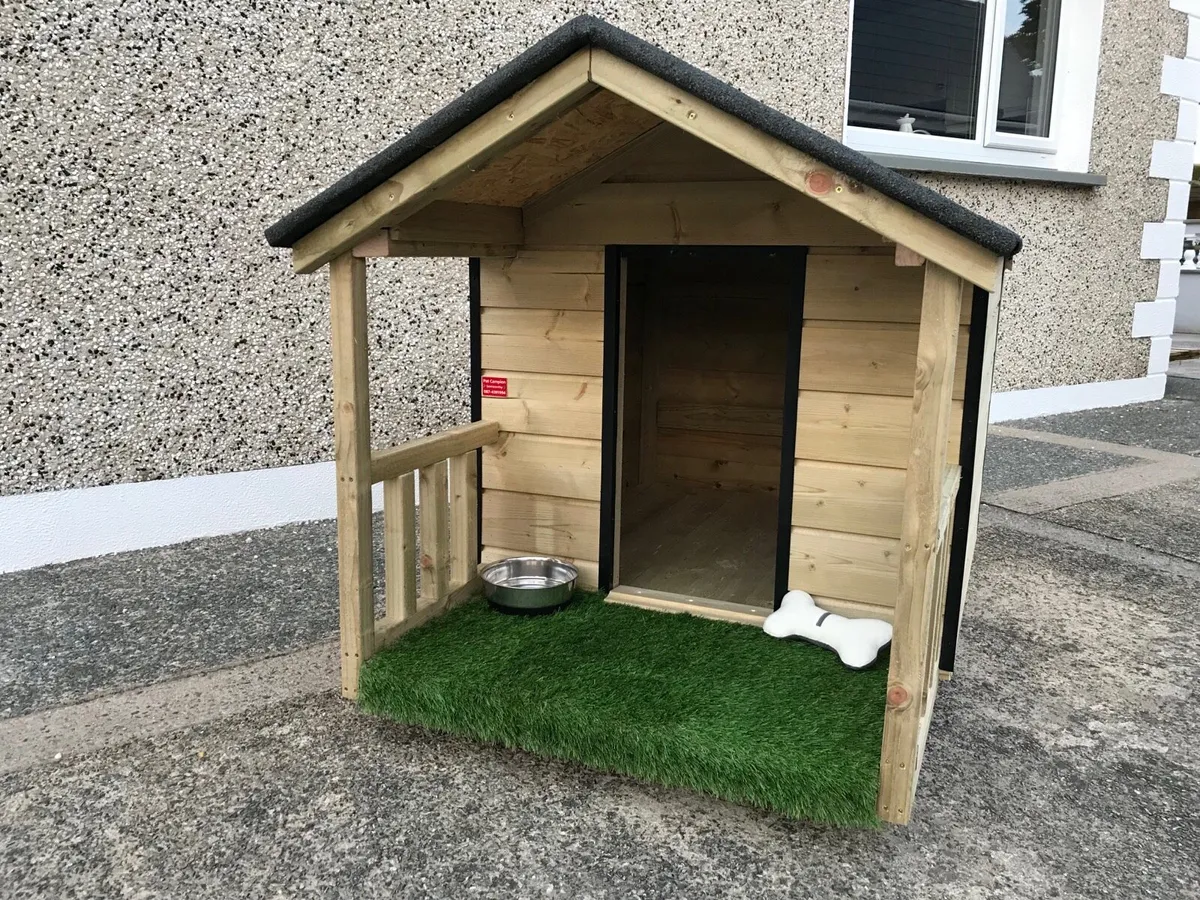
[
  {"left": 988, "top": 374, "right": 1168, "bottom": 422},
  {"left": 0, "top": 461, "right": 383, "bottom": 574}
]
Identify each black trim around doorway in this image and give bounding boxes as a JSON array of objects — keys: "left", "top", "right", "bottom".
[
  {"left": 773, "top": 248, "right": 808, "bottom": 608},
  {"left": 938, "top": 284, "right": 990, "bottom": 673},
  {"left": 597, "top": 246, "right": 624, "bottom": 591},
  {"left": 598, "top": 246, "right": 806, "bottom": 598},
  {"left": 469, "top": 258, "right": 484, "bottom": 559}
]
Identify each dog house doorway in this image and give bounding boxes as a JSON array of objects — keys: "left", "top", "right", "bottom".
[{"left": 607, "top": 246, "right": 806, "bottom": 613}]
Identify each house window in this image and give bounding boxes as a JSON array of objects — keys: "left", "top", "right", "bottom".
[{"left": 844, "top": 0, "right": 1102, "bottom": 173}]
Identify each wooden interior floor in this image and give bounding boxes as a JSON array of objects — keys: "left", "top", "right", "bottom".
[{"left": 619, "top": 485, "right": 778, "bottom": 608}]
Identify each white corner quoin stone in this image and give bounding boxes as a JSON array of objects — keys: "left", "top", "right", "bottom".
[
  {"left": 1132, "top": 298, "right": 1178, "bottom": 338},
  {"left": 1162, "top": 55, "right": 1200, "bottom": 103},
  {"left": 1167, "top": 179, "right": 1193, "bottom": 220},
  {"left": 1148, "top": 335, "right": 1174, "bottom": 375},
  {"left": 1142, "top": 221, "right": 1188, "bottom": 260},
  {"left": 1150, "top": 139, "right": 1197, "bottom": 180}
]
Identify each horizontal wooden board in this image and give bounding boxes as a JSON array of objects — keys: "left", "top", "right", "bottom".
[
  {"left": 810, "top": 594, "right": 896, "bottom": 623},
  {"left": 804, "top": 253, "right": 972, "bottom": 325},
  {"left": 656, "top": 428, "right": 781, "bottom": 466},
  {"left": 657, "top": 368, "right": 783, "bottom": 407},
  {"left": 791, "top": 460, "right": 907, "bottom": 539},
  {"left": 524, "top": 181, "right": 879, "bottom": 247},
  {"left": 793, "top": 391, "right": 962, "bottom": 469},
  {"left": 657, "top": 403, "right": 783, "bottom": 436},
  {"left": 655, "top": 455, "right": 780, "bottom": 492},
  {"left": 480, "top": 371, "right": 602, "bottom": 439},
  {"left": 660, "top": 329, "right": 789, "bottom": 375},
  {"left": 481, "top": 334, "right": 604, "bottom": 376},
  {"left": 482, "top": 433, "right": 602, "bottom": 501},
  {"left": 481, "top": 489, "right": 600, "bottom": 560},
  {"left": 480, "top": 308, "right": 604, "bottom": 341},
  {"left": 788, "top": 526, "right": 901, "bottom": 607},
  {"left": 606, "top": 586, "right": 770, "bottom": 627},
  {"left": 481, "top": 545, "right": 600, "bottom": 589},
  {"left": 481, "top": 370, "right": 604, "bottom": 404},
  {"left": 605, "top": 128, "right": 771, "bottom": 183},
  {"left": 482, "top": 397, "right": 602, "bottom": 440},
  {"left": 653, "top": 292, "right": 790, "bottom": 318},
  {"left": 389, "top": 201, "right": 523, "bottom": 243},
  {"left": 496, "top": 249, "right": 605, "bottom": 275},
  {"left": 799, "top": 322, "right": 968, "bottom": 399},
  {"left": 480, "top": 271, "right": 605, "bottom": 310}
]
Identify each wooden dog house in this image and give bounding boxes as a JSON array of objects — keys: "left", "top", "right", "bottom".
[{"left": 265, "top": 17, "right": 1020, "bottom": 824}]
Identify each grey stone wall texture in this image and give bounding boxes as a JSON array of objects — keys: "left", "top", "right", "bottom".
[{"left": 0, "top": 0, "right": 1187, "bottom": 496}]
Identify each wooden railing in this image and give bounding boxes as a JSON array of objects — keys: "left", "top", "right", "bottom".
[
  {"left": 911, "top": 465, "right": 961, "bottom": 775},
  {"left": 369, "top": 421, "right": 500, "bottom": 650}
]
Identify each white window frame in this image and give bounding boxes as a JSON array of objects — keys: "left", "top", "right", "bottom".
[{"left": 843, "top": 0, "right": 1105, "bottom": 173}]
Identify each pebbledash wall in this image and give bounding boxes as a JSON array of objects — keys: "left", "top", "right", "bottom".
[{"left": 0, "top": 0, "right": 1193, "bottom": 570}]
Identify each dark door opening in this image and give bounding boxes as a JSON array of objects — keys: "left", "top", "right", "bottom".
[{"left": 612, "top": 247, "right": 800, "bottom": 610}]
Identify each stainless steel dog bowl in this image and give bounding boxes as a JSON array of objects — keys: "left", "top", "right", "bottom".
[{"left": 480, "top": 556, "right": 578, "bottom": 614}]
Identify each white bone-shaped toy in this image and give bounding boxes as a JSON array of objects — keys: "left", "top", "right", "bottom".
[{"left": 763, "top": 590, "right": 893, "bottom": 669}]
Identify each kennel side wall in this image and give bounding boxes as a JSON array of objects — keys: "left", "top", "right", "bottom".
[
  {"left": 478, "top": 249, "right": 608, "bottom": 589},
  {"left": 787, "top": 252, "right": 971, "bottom": 621}
]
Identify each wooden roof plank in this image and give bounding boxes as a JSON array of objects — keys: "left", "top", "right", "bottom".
[{"left": 290, "top": 49, "right": 594, "bottom": 274}]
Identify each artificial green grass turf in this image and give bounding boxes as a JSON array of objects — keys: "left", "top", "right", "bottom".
[{"left": 358, "top": 592, "right": 888, "bottom": 827}]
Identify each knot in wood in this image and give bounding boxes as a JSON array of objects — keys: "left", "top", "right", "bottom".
[
  {"left": 805, "top": 171, "right": 834, "bottom": 195},
  {"left": 887, "top": 682, "right": 912, "bottom": 710}
]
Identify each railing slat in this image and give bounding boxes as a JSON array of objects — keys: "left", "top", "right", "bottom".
[
  {"left": 371, "top": 421, "right": 499, "bottom": 484},
  {"left": 383, "top": 472, "right": 418, "bottom": 622},
  {"left": 419, "top": 460, "right": 450, "bottom": 603},
  {"left": 449, "top": 450, "right": 479, "bottom": 589}
]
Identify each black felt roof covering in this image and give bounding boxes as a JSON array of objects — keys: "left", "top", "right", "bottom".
[{"left": 264, "top": 15, "right": 1022, "bottom": 258}]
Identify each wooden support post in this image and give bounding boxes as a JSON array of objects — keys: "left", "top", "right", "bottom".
[
  {"left": 384, "top": 472, "right": 418, "bottom": 622},
  {"left": 449, "top": 450, "right": 478, "bottom": 589},
  {"left": 420, "top": 460, "right": 450, "bottom": 603},
  {"left": 329, "top": 252, "right": 374, "bottom": 699},
  {"left": 877, "top": 262, "right": 963, "bottom": 824}
]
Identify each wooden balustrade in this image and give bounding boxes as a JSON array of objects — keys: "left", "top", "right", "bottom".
[
  {"left": 333, "top": 418, "right": 499, "bottom": 697},
  {"left": 371, "top": 421, "right": 499, "bottom": 653}
]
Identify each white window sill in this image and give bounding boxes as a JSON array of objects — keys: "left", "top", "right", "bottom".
[{"left": 863, "top": 152, "right": 1107, "bottom": 187}]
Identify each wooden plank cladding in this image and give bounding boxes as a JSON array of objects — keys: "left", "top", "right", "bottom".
[
  {"left": 788, "top": 527, "right": 901, "bottom": 608},
  {"left": 788, "top": 251, "right": 968, "bottom": 618},
  {"left": 481, "top": 334, "right": 603, "bottom": 376},
  {"left": 479, "top": 249, "right": 607, "bottom": 587},
  {"left": 524, "top": 182, "right": 879, "bottom": 247},
  {"left": 801, "top": 322, "right": 969, "bottom": 400},
  {"left": 794, "top": 391, "right": 963, "bottom": 470},
  {"left": 805, "top": 253, "right": 972, "bottom": 325},
  {"left": 482, "top": 433, "right": 603, "bottom": 501},
  {"left": 792, "top": 460, "right": 906, "bottom": 540},
  {"left": 480, "top": 372, "right": 602, "bottom": 440},
  {"left": 482, "top": 490, "right": 601, "bottom": 560}
]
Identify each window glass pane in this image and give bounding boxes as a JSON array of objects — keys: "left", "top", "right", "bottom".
[
  {"left": 848, "top": 0, "right": 988, "bottom": 139},
  {"left": 995, "top": 0, "right": 1060, "bottom": 136}
]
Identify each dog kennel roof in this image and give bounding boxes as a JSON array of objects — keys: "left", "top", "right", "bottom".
[{"left": 264, "top": 15, "right": 1022, "bottom": 267}]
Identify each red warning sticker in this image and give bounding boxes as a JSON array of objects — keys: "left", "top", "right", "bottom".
[{"left": 481, "top": 376, "right": 508, "bottom": 398}]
